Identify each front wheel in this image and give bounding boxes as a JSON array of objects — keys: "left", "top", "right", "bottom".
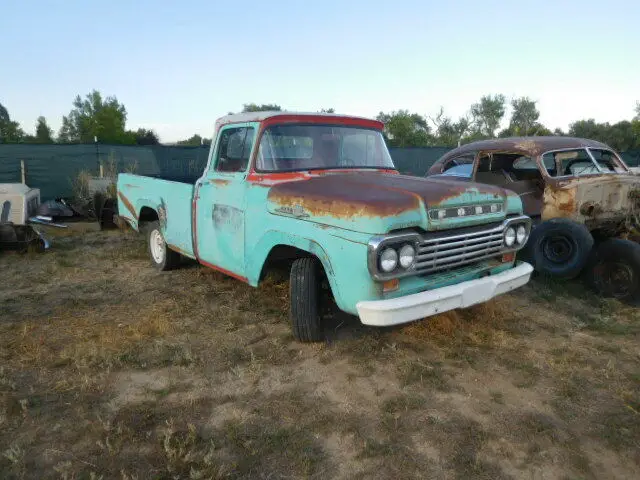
[
  {"left": 289, "top": 258, "right": 324, "bottom": 342},
  {"left": 584, "top": 238, "right": 640, "bottom": 305},
  {"left": 147, "top": 221, "right": 181, "bottom": 271},
  {"left": 523, "top": 218, "right": 593, "bottom": 279}
]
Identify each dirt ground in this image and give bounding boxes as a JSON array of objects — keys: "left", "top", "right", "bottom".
[{"left": 1, "top": 224, "right": 638, "bottom": 479}]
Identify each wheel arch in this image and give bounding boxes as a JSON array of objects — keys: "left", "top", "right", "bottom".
[{"left": 247, "top": 232, "right": 345, "bottom": 310}]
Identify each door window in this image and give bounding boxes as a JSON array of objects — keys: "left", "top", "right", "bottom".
[{"left": 214, "top": 127, "right": 255, "bottom": 173}]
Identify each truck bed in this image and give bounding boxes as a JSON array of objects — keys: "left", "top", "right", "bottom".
[{"left": 117, "top": 173, "right": 196, "bottom": 258}]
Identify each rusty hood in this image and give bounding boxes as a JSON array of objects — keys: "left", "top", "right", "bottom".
[{"left": 266, "top": 172, "right": 513, "bottom": 234}]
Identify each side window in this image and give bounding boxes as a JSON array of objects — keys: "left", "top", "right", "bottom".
[
  {"left": 512, "top": 156, "right": 536, "bottom": 170},
  {"left": 441, "top": 153, "right": 475, "bottom": 178},
  {"left": 590, "top": 149, "right": 625, "bottom": 173},
  {"left": 541, "top": 154, "right": 557, "bottom": 176},
  {"left": 214, "top": 127, "right": 255, "bottom": 173},
  {"left": 543, "top": 150, "right": 597, "bottom": 177}
]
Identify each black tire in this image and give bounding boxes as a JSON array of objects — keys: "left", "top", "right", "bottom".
[
  {"left": 584, "top": 238, "right": 640, "bottom": 305},
  {"left": 289, "top": 257, "right": 324, "bottom": 342},
  {"left": 523, "top": 218, "right": 594, "bottom": 279},
  {"left": 99, "top": 199, "right": 118, "bottom": 230},
  {"left": 146, "top": 221, "right": 181, "bottom": 271}
]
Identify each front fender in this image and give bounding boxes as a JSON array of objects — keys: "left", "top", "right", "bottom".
[{"left": 246, "top": 230, "right": 345, "bottom": 309}]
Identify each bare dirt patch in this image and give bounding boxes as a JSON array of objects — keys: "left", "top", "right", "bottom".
[{"left": 1, "top": 226, "right": 638, "bottom": 479}]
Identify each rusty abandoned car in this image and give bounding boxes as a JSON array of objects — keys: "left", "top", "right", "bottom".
[{"left": 428, "top": 137, "right": 640, "bottom": 303}]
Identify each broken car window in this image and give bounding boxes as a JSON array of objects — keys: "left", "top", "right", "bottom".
[
  {"left": 441, "top": 153, "right": 474, "bottom": 178},
  {"left": 590, "top": 149, "right": 626, "bottom": 173},
  {"left": 542, "top": 149, "right": 600, "bottom": 177}
]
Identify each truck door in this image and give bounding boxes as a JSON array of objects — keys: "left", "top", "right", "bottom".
[{"left": 194, "top": 123, "right": 257, "bottom": 279}]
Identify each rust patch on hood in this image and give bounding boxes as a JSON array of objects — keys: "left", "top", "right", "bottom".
[
  {"left": 267, "top": 172, "right": 506, "bottom": 219},
  {"left": 118, "top": 191, "right": 137, "bottom": 220}
]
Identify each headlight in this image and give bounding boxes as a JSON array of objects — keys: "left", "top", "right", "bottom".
[
  {"left": 379, "top": 248, "right": 398, "bottom": 272},
  {"left": 516, "top": 225, "right": 527, "bottom": 244},
  {"left": 399, "top": 244, "right": 416, "bottom": 269},
  {"left": 504, "top": 227, "right": 516, "bottom": 247}
]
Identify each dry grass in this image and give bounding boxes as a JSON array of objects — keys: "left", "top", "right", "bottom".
[{"left": 0, "top": 225, "right": 639, "bottom": 479}]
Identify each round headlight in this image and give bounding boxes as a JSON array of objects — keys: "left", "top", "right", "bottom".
[
  {"left": 380, "top": 248, "right": 398, "bottom": 272},
  {"left": 399, "top": 244, "right": 416, "bottom": 269},
  {"left": 504, "top": 227, "right": 516, "bottom": 247},
  {"left": 516, "top": 225, "right": 527, "bottom": 244}
]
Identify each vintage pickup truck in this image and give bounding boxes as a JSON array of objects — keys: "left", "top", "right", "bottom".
[{"left": 117, "top": 112, "right": 533, "bottom": 341}]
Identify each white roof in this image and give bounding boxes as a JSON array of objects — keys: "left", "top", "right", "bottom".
[
  {"left": 215, "top": 111, "right": 378, "bottom": 127},
  {"left": 0, "top": 183, "right": 38, "bottom": 195}
]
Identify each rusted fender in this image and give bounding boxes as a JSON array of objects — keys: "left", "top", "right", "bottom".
[{"left": 542, "top": 174, "right": 640, "bottom": 223}]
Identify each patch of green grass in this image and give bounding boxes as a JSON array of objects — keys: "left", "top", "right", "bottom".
[
  {"left": 398, "top": 360, "right": 451, "bottom": 391},
  {"left": 519, "top": 412, "right": 560, "bottom": 442},
  {"left": 499, "top": 355, "right": 542, "bottom": 388},
  {"left": 381, "top": 393, "right": 427, "bottom": 415},
  {"left": 582, "top": 317, "right": 639, "bottom": 336},
  {"left": 596, "top": 405, "right": 640, "bottom": 452},
  {"left": 223, "top": 417, "right": 326, "bottom": 477},
  {"left": 595, "top": 343, "right": 622, "bottom": 354}
]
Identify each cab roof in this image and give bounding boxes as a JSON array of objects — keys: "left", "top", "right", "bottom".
[{"left": 215, "top": 111, "right": 383, "bottom": 130}]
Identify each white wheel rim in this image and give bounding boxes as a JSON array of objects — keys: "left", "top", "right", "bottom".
[{"left": 150, "top": 229, "right": 165, "bottom": 264}]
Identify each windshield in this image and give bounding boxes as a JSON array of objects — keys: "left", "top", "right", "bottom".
[{"left": 255, "top": 125, "right": 395, "bottom": 172}]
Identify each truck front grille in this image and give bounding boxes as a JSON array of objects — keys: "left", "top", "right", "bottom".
[{"left": 415, "top": 224, "right": 505, "bottom": 274}]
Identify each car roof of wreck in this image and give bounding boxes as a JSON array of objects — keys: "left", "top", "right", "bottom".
[{"left": 437, "top": 136, "right": 614, "bottom": 162}]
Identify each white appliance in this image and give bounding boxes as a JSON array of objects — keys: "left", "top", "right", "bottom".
[{"left": 0, "top": 183, "right": 41, "bottom": 225}]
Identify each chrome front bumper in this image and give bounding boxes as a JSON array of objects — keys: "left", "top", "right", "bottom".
[{"left": 356, "top": 262, "right": 533, "bottom": 326}]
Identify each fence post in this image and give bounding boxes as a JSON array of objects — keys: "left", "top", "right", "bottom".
[
  {"left": 99, "top": 162, "right": 104, "bottom": 178},
  {"left": 20, "top": 160, "right": 26, "bottom": 184}
]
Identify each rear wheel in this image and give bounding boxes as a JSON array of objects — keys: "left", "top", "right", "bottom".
[
  {"left": 585, "top": 238, "right": 640, "bottom": 305},
  {"left": 289, "top": 257, "right": 324, "bottom": 342},
  {"left": 147, "top": 221, "right": 180, "bottom": 271}
]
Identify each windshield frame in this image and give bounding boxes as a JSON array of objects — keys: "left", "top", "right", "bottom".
[
  {"left": 252, "top": 122, "right": 397, "bottom": 174},
  {"left": 540, "top": 147, "right": 630, "bottom": 179}
]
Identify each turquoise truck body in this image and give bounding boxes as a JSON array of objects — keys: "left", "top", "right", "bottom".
[{"left": 117, "top": 112, "right": 533, "bottom": 333}]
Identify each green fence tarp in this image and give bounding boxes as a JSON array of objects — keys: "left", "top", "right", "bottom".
[
  {"left": 1, "top": 144, "right": 639, "bottom": 201},
  {"left": 0, "top": 144, "right": 210, "bottom": 200}
]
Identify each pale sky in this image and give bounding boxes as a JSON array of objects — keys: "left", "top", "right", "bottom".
[{"left": 1, "top": 0, "right": 638, "bottom": 142}]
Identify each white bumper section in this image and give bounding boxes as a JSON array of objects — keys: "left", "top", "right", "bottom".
[{"left": 356, "top": 262, "right": 534, "bottom": 327}]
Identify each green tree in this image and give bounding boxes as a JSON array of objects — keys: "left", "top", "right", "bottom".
[
  {"left": 568, "top": 119, "right": 640, "bottom": 151},
  {"left": 509, "top": 97, "right": 540, "bottom": 136},
  {"left": 635, "top": 101, "right": 640, "bottom": 121},
  {"left": 606, "top": 121, "right": 639, "bottom": 151},
  {"left": 568, "top": 119, "right": 606, "bottom": 141},
  {"left": 376, "top": 110, "right": 433, "bottom": 147},
  {"left": 242, "top": 103, "right": 282, "bottom": 113},
  {"left": 177, "top": 134, "right": 211, "bottom": 146},
  {"left": 470, "top": 94, "right": 506, "bottom": 138},
  {"left": 34, "top": 116, "right": 53, "bottom": 143},
  {"left": 58, "top": 90, "right": 128, "bottom": 143},
  {"left": 130, "top": 128, "right": 159, "bottom": 145},
  {"left": 0, "top": 102, "right": 24, "bottom": 143},
  {"left": 429, "top": 107, "right": 470, "bottom": 146}
]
